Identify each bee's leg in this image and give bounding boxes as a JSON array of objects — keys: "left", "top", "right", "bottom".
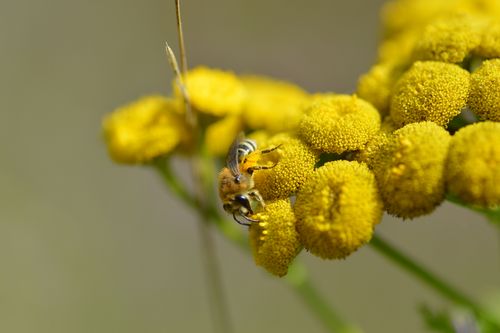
[
  {"left": 250, "top": 190, "right": 266, "bottom": 209},
  {"left": 260, "top": 144, "right": 282, "bottom": 155},
  {"left": 247, "top": 163, "right": 278, "bottom": 174}
]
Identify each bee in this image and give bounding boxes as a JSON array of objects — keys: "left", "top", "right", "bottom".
[{"left": 218, "top": 133, "right": 280, "bottom": 226}]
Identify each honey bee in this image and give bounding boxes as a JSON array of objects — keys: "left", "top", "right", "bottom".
[{"left": 218, "top": 133, "right": 280, "bottom": 226}]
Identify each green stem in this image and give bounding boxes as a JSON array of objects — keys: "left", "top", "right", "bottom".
[
  {"left": 153, "top": 158, "right": 196, "bottom": 209},
  {"left": 286, "top": 262, "right": 361, "bottom": 333},
  {"left": 370, "top": 234, "right": 500, "bottom": 329},
  {"left": 197, "top": 217, "right": 233, "bottom": 333},
  {"left": 446, "top": 195, "right": 500, "bottom": 225}
]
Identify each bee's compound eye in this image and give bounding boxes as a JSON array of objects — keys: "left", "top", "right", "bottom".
[{"left": 235, "top": 194, "right": 252, "bottom": 213}]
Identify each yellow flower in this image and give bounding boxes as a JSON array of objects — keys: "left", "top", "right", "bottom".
[
  {"left": 253, "top": 133, "right": 318, "bottom": 201},
  {"left": 378, "top": 29, "right": 420, "bottom": 66},
  {"left": 247, "top": 130, "right": 271, "bottom": 147},
  {"left": 241, "top": 75, "right": 310, "bottom": 133},
  {"left": 446, "top": 122, "right": 500, "bottom": 208},
  {"left": 381, "top": 0, "right": 453, "bottom": 37},
  {"left": 294, "top": 161, "right": 383, "bottom": 259},
  {"left": 469, "top": 59, "right": 500, "bottom": 121},
  {"left": 475, "top": 21, "right": 500, "bottom": 58},
  {"left": 354, "top": 131, "right": 393, "bottom": 171},
  {"left": 174, "top": 66, "right": 246, "bottom": 117},
  {"left": 354, "top": 116, "right": 398, "bottom": 172},
  {"left": 298, "top": 95, "right": 381, "bottom": 153},
  {"left": 413, "top": 14, "right": 483, "bottom": 63},
  {"left": 249, "top": 199, "right": 302, "bottom": 277},
  {"left": 204, "top": 115, "right": 243, "bottom": 156},
  {"left": 102, "top": 96, "right": 188, "bottom": 164},
  {"left": 373, "top": 122, "right": 451, "bottom": 218},
  {"left": 357, "top": 63, "right": 402, "bottom": 115},
  {"left": 390, "top": 61, "right": 470, "bottom": 127}
]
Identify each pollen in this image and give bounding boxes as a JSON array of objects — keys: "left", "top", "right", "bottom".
[
  {"left": 413, "top": 13, "right": 482, "bottom": 63},
  {"left": 249, "top": 199, "right": 302, "bottom": 277},
  {"left": 174, "top": 66, "right": 246, "bottom": 117},
  {"left": 294, "top": 161, "right": 383, "bottom": 259},
  {"left": 469, "top": 59, "right": 500, "bottom": 122},
  {"left": 390, "top": 61, "right": 470, "bottom": 127},
  {"left": 446, "top": 122, "right": 500, "bottom": 208},
  {"left": 372, "top": 122, "right": 451, "bottom": 218},
  {"left": 253, "top": 133, "right": 318, "bottom": 201},
  {"left": 102, "top": 95, "right": 188, "bottom": 164},
  {"left": 298, "top": 94, "right": 381, "bottom": 153},
  {"left": 241, "top": 75, "right": 310, "bottom": 133},
  {"left": 205, "top": 115, "right": 243, "bottom": 156}
]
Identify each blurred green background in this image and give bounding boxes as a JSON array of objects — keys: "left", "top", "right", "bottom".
[{"left": 1, "top": 0, "right": 498, "bottom": 332}]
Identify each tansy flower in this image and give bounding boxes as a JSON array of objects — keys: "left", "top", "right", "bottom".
[
  {"left": 354, "top": 131, "right": 393, "bottom": 171},
  {"left": 475, "top": 21, "right": 500, "bottom": 58},
  {"left": 102, "top": 95, "right": 188, "bottom": 164},
  {"left": 372, "top": 122, "right": 451, "bottom": 218},
  {"left": 174, "top": 66, "right": 246, "bottom": 117},
  {"left": 248, "top": 130, "right": 271, "bottom": 148},
  {"left": 249, "top": 199, "right": 302, "bottom": 277},
  {"left": 294, "top": 161, "right": 383, "bottom": 259},
  {"left": 253, "top": 133, "right": 318, "bottom": 201},
  {"left": 446, "top": 122, "right": 500, "bottom": 208},
  {"left": 378, "top": 29, "right": 420, "bottom": 66},
  {"left": 413, "top": 13, "right": 483, "bottom": 63},
  {"left": 204, "top": 115, "right": 243, "bottom": 156},
  {"left": 469, "top": 59, "right": 500, "bottom": 121},
  {"left": 390, "top": 61, "right": 470, "bottom": 127},
  {"left": 357, "top": 62, "right": 402, "bottom": 115},
  {"left": 241, "top": 75, "right": 310, "bottom": 133},
  {"left": 355, "top": 116, "right": 398, "bottom": 170},
  {"left": 381, "top": 0, "right": 453, "bottom": 37},
  {"left": 298, "top": 95, "right": 381, "bottom": 153}
]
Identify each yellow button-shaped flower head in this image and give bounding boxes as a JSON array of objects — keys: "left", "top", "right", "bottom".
[
  {"left": 378, "top": 29, "right": 420, "bottom": 66},
  {"left": 475, "top": 21, "right": 500, "bottom": 58},
  {"left": 174, "top": 66, "right": 246, "bottom": 117},
  {"left": 381, "top": 0, "right": 452, "bottom": 37},
  {"left": 413, "top": 14, "right": 482, "bottom": 63},
  {"left": 204, "top": 115, "right": 243, "bottom": 156},
  {"left": 298, "top": 95, "right": 381, "bottom": 153},
  {"left": 354, "top": 116, "right": 398, "bottom": 171},
  {"left": 446, "top": 122, "right": 500, "bottom": 208},
  {"left": 355, "top": 131, "right": 393, "bottom": 171},
  {"left": 294, "top": 161, "right": 383, "bottom": 259},
  {"left": 373, "top": 122, "right": 451, "bottom": 218},
  {"left": 469, "top": 59, "right": 500, "bottom": 122},
  {"left": 253, "top": 134, "right": 318, "bottom": 201},
  {"left": 242, "top": 75, "right": 310, "bottom": 133},
  {"left": 357, "top": 63, "right": 402, "bottom": 115},
  {"left": 249, "top": 199, "right": 302, "bottom": 277},
  {"left": 103, "top": 96, "right": 188, "bottom": 164},
  {"left": 390, "top": 61, "right": 470, "bottom": 127}
]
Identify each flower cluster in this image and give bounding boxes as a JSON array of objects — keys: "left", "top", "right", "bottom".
[
  {"left": 355, "top": 0, "right": 500, "bottom": 215},
  {"left": 102, "top": 0, "right": 499, "bottom": 277}
]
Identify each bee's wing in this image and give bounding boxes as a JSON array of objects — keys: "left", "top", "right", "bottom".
[{"left": 226, "top": 132, "right": 244, "bottom": 176}]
